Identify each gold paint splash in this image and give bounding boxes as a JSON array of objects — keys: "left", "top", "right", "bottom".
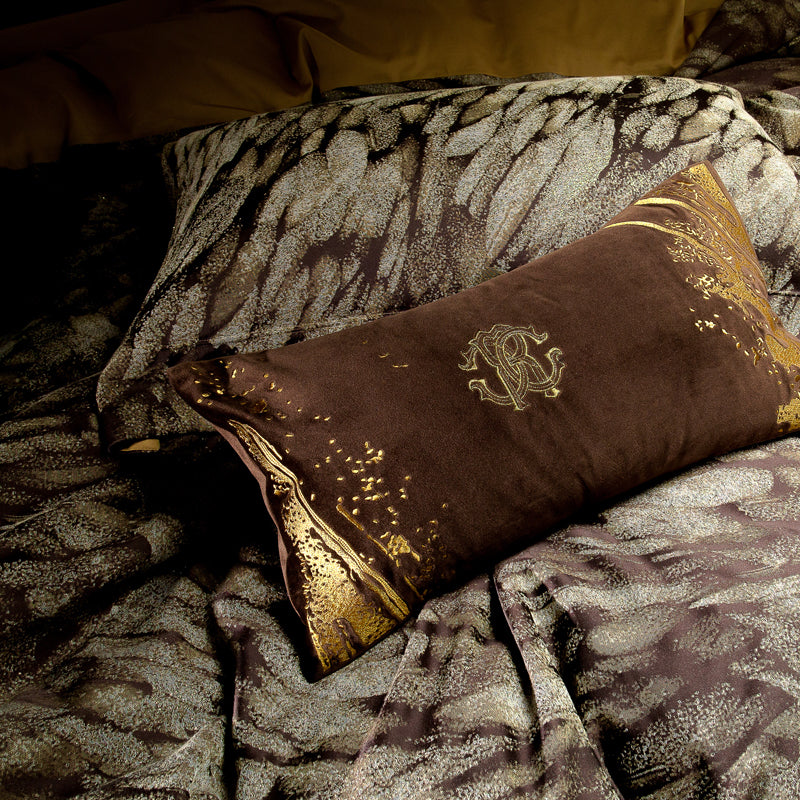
[
  {"left": 228, "top": 420, "right": 409, "bottom": 674},
  {"left": 607, "top": 163, "right": 800, "bottom": 432}
]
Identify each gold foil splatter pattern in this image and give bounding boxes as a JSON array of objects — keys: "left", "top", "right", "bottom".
[
  {"left": 606, "top": 163, "right": 800, "bottom": 432},
  {"left": 189, "top": 352, "right": 457, "bottom": 626},
  {"left": 777, "top": 396, "right": 800, "bottom": 429},
  {"left": 319, "top": 436, "right": 445, "bottom": 599},
  {"left": 227, "top": 420, "right": 409, "bottom": 673}
]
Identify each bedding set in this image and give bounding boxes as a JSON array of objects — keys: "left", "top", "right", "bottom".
[{"left": 5, "top": 0, "right": 800, "bottom": 797}]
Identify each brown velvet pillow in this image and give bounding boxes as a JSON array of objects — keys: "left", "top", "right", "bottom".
[{"left": 168, "top": 163, "right": 800, "bottom": 678}]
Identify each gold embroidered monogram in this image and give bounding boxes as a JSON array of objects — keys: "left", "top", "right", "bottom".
[{"left": 459, "top": 323, "right": 565, "bottom": 410}]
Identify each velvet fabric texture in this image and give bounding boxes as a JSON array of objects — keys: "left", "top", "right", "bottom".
[{"left": 168, "top": 163, "right": 800, "bottom": 677}]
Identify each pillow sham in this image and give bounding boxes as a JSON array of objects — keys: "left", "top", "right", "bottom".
[
  {"left": 168, "top": 163, "right": 800, "bottom": 678},
  {"left": 97, "top": 76, "right": 800, "bottom": 451}
]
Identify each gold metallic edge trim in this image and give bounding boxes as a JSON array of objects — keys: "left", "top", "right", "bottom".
[
  {"left": 611, "top": 198, "right": 800, "bottom": 431},
  {"left": 634, "top": 195, "right": 728, "bottom": 234},
  {"left": 229, "top": 419, "right": 410, "bottom": 620},
  {"left": 605, "top": 219, "right": 720, "bottom": 254},
  {"left": 636, "top": 195, "right": 709, "bottom": 211},
  {"left": 336, "top": 503, "right": 364, "bottom": 532},
  {"left": 633, "top": 195, "right": 751, "bottom": 257}
]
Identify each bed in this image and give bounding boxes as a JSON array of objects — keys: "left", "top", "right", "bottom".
[{"left": 4, "top": 1, "right": 800, "bottom": 797}]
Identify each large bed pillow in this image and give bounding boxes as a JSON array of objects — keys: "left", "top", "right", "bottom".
[
  {"left": 97, "top": 75, "right": 800, "bottom": 451},
  {"left": 168, "top": 163, "right": 800, "bottom": 678}
]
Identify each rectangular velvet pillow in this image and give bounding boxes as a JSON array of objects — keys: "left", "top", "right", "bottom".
[{"left": 168, "top": 163, "right": 800, "bottom": 678}]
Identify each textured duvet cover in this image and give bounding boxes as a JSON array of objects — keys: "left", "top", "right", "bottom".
[{"left": 4, "top": 2, "right": 800, "bottom": 797}]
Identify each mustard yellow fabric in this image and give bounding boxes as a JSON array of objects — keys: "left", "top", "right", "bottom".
[
  {"left": 246, "top": 0, "right": 722, "bottom": 85},
  {"left": 0, "top": 0, "right": 723, "bottom": 168},
  {"left": 685, "top": 0, "right": 726, "bottom": 50}
]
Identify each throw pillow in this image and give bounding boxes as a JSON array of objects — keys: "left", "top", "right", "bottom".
[{"left": 168, "top": 163, "right": 800, "bottom": 677}]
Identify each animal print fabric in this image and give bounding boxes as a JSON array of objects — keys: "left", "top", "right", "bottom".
[
  {"left": 97, "top": 73, "right": 800, "bottom": 449},
  {"left": 7, "top": 0, "right": 800, "bottom": 795},
  {"left": 675, "top": 0, "right": 800, "bottom": 79},
  {"left": 496, "top": 446, "right": 800, "bottom": 798},
  {"left": 8, "top": 370, "right": 800, "bottom": 797}
]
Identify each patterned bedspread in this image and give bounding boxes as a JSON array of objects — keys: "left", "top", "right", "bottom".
[{"left": 3, "top": 2, "right": 800, "bottom": 797}]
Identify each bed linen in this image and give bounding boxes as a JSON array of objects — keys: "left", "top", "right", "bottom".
[
  {"left": 0, "top": 0, "right": 720, "bottom": 169},
  {"left": 4, "top": 1, "right": 800, "bottom": 797}
]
